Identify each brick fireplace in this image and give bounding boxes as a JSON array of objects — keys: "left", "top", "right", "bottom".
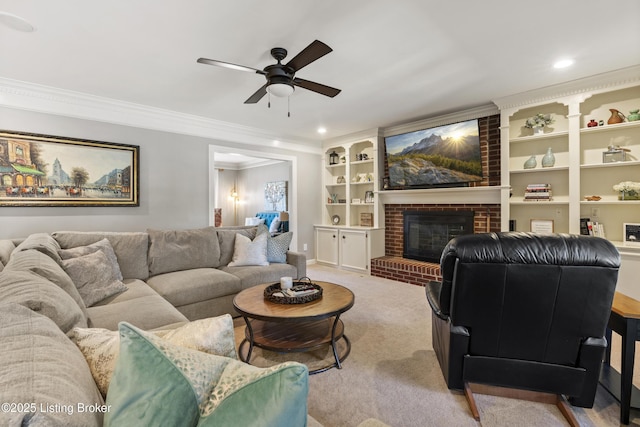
[{"left": 371, "top": 113, "right": 501, "bottom": 286}]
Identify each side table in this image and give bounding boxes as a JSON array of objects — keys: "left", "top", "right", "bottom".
[{"left": 600, "top": 291, "right": 640, "bottom": 425}]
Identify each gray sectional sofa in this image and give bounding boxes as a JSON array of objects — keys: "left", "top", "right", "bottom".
[{"left": 0, "top": 224, "right": 309, "bottom": 426}]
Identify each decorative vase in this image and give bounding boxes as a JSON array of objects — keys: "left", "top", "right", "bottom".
[
  {"left": 587, "top": 119, "right": 598, "bottom": 127},
  {"left": 541, "top": 147, "right": 555, "bottom": 167},
  {"left": 608, "top": 108, "right": 625, "bottom": 124},
  {"left": 533, "top": 126, "right": 544, "bottom": 136},
  {"left": 619, "top": 191, "right": 640, "bottom": 200},
  {"left": 524, "top": 155, "right": 537, "bottom": 169},
  {"left": 628, "top": 109, "right": 640, "bottom": 122}
]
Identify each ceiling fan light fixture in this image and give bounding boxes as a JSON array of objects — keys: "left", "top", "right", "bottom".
[{"left": 267, "top": 82, "right": 294, "bottom": 98}]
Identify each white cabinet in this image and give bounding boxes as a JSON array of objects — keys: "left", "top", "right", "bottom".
[{"left": 315, "top": 226, "right": 385, "bottom": 273}]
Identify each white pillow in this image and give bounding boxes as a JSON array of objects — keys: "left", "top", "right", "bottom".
[
  {"left": 69, "top": 314, "right": 237, "bottom": 397},
  {"left": 228, "top": 232, "right": 269, "bottom": 267},
  {"left": 269, "top": 218, "right": 282, "bottom": 234},
  {"left": 244, "top": 217, "right": 265, "bottom": 226}
]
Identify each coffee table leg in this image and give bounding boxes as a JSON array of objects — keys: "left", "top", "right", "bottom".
[
  {"left": 239, "top": 316, "right": 255, "bottom": 364},
  {"left": 331, "top": 314, "right": 343, "bottom": 369}
]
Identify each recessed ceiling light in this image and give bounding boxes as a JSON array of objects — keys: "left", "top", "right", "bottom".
[
  {"left": 0, "top": 12, "right": 35, "bottom": 32},
  {"left": 553, "top": 59, "right": 574, "bottom": 69},
  {"left": 317, "top": 127, "right": 327, "bottom": 134}
]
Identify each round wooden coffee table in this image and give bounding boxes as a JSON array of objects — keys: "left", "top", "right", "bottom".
[{"left": 233, "top": 281, "right": 354, "bottom": 374}]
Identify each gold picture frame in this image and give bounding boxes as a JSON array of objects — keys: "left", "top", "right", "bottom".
[{"left": 0, "top": 130, "right": 139, "bottom": 207}]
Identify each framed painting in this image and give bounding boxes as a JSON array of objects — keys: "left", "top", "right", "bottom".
[
  {"left": 264, "top": 181, "right": 287, "bottom": 211},
  {"left": 0, "top": 130, "right": 139, "bottom": 207}
]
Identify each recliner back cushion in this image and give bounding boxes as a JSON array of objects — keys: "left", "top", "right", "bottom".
[
  {"left": 449, "top": 237, "right": 618, "bottom": 366},
  {"left": 53, "top": 231, "right": 149, "bottom": 280}
]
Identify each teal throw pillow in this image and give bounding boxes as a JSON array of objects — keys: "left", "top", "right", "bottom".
[{"left": 105, "top": 322, "right": 309, "bottom": 427}]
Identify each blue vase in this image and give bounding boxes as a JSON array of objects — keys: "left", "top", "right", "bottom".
[
  {"left": 541, "top": 147, "right": 555, "bottom": 168},
  {"left": 524, "top": 155, "right": 537, "bottom": 169}
]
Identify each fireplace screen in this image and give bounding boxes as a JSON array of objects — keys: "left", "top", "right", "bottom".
[{"left": 403, "top": 211, "right": 474, "bottom": 263}]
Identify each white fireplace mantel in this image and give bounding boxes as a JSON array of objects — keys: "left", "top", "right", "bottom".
[{"left": 377, "top": 186, "right": 505, "bottom": 205}]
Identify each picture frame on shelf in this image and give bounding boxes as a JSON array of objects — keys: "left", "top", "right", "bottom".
[
  {"left": 530, "top": 219, "right": 554, "bottom": 234},
  {"left": 623, "top": 223, "right": 640, "bottom": 247},
  {"left": 364, "top": 190, "right": 374, "bottom": 203}
]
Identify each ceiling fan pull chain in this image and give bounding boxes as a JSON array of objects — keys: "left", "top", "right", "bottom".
[
  {"left": 268, "top": 93, "right": 271, "bottom": 109},
  {"left": 288, "top": 96, "right": 291, "bottom": 118}
]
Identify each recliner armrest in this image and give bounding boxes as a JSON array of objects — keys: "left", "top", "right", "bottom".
[{"left": 426, "top": 281, "right": 448, "bottom": 320}]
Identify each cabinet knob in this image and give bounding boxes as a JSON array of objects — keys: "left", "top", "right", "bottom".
[
  {"left": 342, "top": 235, "right": 346, "bottom": 239},
  {"left": 333, "top": 235, "right": 336, "bottom": 238}
]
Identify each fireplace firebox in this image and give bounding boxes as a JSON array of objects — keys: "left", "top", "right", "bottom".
[{"left": 403, "top": 211, "right": 475, "bottom": 263}]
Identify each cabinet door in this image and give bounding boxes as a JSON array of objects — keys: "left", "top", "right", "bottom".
[
  {"left": 339, "top": 229, "right": 368, "bottom": 272},
  {"left": 316, "top": 228, "right": 339, "bottom": 266}
]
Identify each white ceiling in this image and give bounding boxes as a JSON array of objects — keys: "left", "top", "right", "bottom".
[{"left": 1, "top": 0, "right": 639, "bottom": 146}]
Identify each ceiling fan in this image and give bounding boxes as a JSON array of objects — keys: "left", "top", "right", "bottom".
[{"left": 197, "top": 40, "right": 341, "bottom": 104}]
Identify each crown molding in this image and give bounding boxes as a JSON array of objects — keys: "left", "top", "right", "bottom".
[
  {"left": 322, "top": 127, "right": 382, "bottom": 148},
  {"left": 382, "top": 104, "right": 499, "bottom": 138},
  {"left": 492, "top": 65, "right": 640, "bottom": 111},
  {"left": 0, "top": 77, "right": 323, "bottom": 155}
]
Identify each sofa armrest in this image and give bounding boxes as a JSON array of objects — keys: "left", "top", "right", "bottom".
[
  {"left": 426, "top": 281, "right": 448, "bottom": 320},
  {"left": 286, "top": 251, "right": 307, "bottom": 278}
]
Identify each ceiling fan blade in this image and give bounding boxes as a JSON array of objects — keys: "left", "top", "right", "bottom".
[
  {"left": 293, "top": 78, "right": 341, "bottom": 98},
  {"left": 197, "top": 58, "right": 266, "bottom": 75},
  {"left": 285, "top": 40, "right": 332, "bottom": 72},
  {"left": 244, "top": 84, "right": 268, "bottom": 104}
]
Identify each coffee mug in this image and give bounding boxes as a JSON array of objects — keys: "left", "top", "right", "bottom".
[{"left": 280, "top": 276, "right": 293, "bottom": 290}]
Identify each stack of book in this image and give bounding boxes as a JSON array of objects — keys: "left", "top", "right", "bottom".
[{"left": 524, "top": 184, "right": 552, "bottom": 201}]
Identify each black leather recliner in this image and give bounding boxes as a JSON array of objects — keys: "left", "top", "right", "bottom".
[{"left": 426, "top": 232, "right": 620, "bottom": 410}]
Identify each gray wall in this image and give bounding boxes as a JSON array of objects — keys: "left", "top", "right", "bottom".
[{"left": 0, "top": 107, "right": 321, "bottom": 259}]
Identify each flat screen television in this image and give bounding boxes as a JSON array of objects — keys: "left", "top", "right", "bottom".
[{"left": 384, "top": 119, "right": 482, "bottom": 189}]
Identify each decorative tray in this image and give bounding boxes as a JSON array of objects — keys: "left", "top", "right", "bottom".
[{"left": 264, "top": 278, "right": 323, "bottom": 304}]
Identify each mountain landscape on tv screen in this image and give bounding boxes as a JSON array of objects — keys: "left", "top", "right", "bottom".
[{"left": 387, "top": 132, "right": 482, "bottom": 187}]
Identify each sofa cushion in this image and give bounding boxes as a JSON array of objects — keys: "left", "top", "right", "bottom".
[
  {"left": 0, "top": 303, "right": 103, "bottom": 427},
  {"left": 220, "top": 263, "right": 298, "bottom": 290},
  {"left": 62, "top": 250, "right": 128, "bottom": 307},
  {"left": 52, "top": 231, "right": 149, "bottom": 280},
  {"left": 148, "top": 226, "right": 221, "bottom": 276},
  {"left": 86, "top": 283, "right": 188, "bottom": 331},
  {"left": 0, "top": 270, "right": 87, "bottom": 333},
  {"left": 70, "top": 314, "right": 237, "bottom": 397},
  {"left": 105, "top": 322, "right": 308, "bottom": 427},
  {"left": 146, "top": 268, "right": 241, "bottom": 307},
  {"left": 58, "top": 238, "right": 124, "bottom": 281},
  {"left": 4, "top": 249, "right": 89, "bottom": 321},
  {"left": 228, "top": 232, "right": 269, "bottom": 267},
  {"left": 216, "top": 226, "right": 258, "bottom": 266},
  {"left": 13, "top": 233, "right": 63, "bottom": 265},
  {"left": 0, "top": 239, "right": 15, "bottom": 266}
]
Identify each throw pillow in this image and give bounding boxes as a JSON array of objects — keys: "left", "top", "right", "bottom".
[
  {"left": 70, "top": 314, "right": 237, "bottom": 397},
  {"left": 105, "top": 322, "right": 308, "bottom": 427},
  {"left": 266, "top": 232, "right": 293, "bottom": 263},
  {"left": 228, "top": 232, "right": 268, "bottom": 267},
  {"left": 58, "top": 238, "right": 124, "bottom": 281},
  {"left": 62, "top": 250, "right": 128, "bottom": 307},
  {"left": 147, "top": 227, "right": 221, "bottom": 276},
  {"left": 13, "top": 233, "right": 63, "bottom": 265},
  {"left": 216, "top": 226, "right": 258, "bottom": 266},
  {"left": 244, "top": 217, "right": 265, "bottom": 226},
  {"left": 269, "top": 218, "right": 282, "bottom": 234}
]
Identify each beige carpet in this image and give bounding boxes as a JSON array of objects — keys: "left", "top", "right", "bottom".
[{"left": 234, "top": 264, "right": 639, "bottom": 427}]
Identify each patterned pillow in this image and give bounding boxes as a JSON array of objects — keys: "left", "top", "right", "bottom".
[
  {"left": 61, "top": 250, "right": 128, "bottom": 307},
  {"left": 267, "top": 232, "right": 293, "bottom": 263},
  {"left": 227, "top": 232, "right": 268, "bottom": 267},
  {"left": 58, "top": 238, "right": 123, "bottom": 281},
  {"left": 69, "top": 314, "right": 237, "bottom": 397},
  {"left": 105, "top": 322, "right": 309, "bottom": 427}
]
